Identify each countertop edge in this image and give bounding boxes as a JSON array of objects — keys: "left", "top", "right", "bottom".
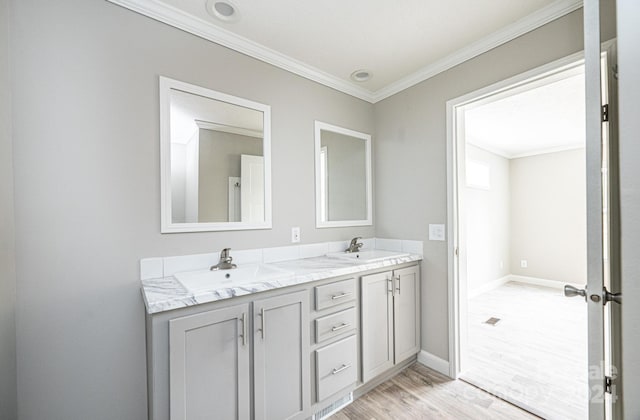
[{"left": 141, "top": 254, "right": 423, "bottom": 315}]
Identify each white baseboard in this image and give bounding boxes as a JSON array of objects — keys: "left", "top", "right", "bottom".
[
  {"left": 417, "top": 350, "right": 451, "bottom": 377},
  {"left": 467, "top": 275, "right": 510, "bottom": 299},
  {"left": 508, "top": 274, "right": 583, "bottom": 290}
]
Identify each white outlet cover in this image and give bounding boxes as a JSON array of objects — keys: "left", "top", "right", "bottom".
[
  {"left": 291, "top": 227, "right": 301, "bottom": 243},
  {"left": 520, "top": 260, "right": 528, "bottom": 268},
  {"left": 429, "top": 224, "right": 445, "bottom": 241}
]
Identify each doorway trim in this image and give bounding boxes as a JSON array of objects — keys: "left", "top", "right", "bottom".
[{"left": 445, "top": 50, "right": 586, "bottom": 379}]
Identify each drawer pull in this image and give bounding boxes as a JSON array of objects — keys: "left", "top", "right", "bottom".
[
  {"left": 331, "top": 292, "right": 352, "bottom": 300},
  {"left": 258, "top": 308, "right": 265, "bottom": 339},
  {"left": 331, "top": 323, "right": 350, "bottom": 332},
  {"left": 332, "top": 364, "right": 352, "bottom": 375},
  {"left": 240, "top": 312, "right": 247, "bottom": 346}
]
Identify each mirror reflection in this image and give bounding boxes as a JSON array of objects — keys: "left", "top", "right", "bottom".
[
  {"left": 315, "top": 121, "right": 372, "bottom": 227},
  {"left": 160, "top": 77, "right": 271, "bottom": 233}
]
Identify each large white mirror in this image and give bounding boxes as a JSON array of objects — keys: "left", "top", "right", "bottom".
[
  {"left": 160, "top": 77, "right": 271, "bottom": 233},
  {"left": 314, "top": 121, "right": 372, "bottom": 228}
]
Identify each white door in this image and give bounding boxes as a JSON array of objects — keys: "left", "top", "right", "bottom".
[
  {"left": 240, "top": 154, "right": 264, "bottom": 223},
  {"left": 579, "top": 2, "right": 621, "bottom": 418},
  {"left": 448, "top": 48, "right": 621, "bottom": 419}
]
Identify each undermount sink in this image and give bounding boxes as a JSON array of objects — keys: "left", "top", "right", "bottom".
[
  {"left": 326, "top": 250, "right": 410, "bottom": 263},
  {"left": 174, "top": 264, "right": 294, "bottom": 293}
]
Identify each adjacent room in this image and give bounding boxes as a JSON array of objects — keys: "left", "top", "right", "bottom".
[{"left": 457, "top": 67, "right": 589, "bottom": 419}]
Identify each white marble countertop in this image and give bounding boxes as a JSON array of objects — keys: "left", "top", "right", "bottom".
[{"left": 141, "top": 253, "right": 422, "bottom": 315}]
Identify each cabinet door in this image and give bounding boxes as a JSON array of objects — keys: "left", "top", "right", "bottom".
[
  {"left": 361, "top": 271, "right": 394, "bottom": 383},
  {"left": 393, "top": 265, "right": 421, "bottom": 364},
  {"left": 254, "top": 291, "right": 310, "bottom": 420},
  {"left": 169, "top": 304, "right": 250, "bottom": 420}
]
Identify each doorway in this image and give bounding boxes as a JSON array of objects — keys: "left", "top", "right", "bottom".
[
  {"left": 460, "top": 62, "right": 588, "bottom": 419},
  {"left": 446, "top": 48, "right": 619, "bottom": 419},
  {"left": 447, "top": 41, "right": 620, "bottom": 418}
]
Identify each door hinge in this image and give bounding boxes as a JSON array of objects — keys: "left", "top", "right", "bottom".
[
  {"left": 455, "top": 247, "right": 459, "bottom": 257},
  {"left": 602, "top": 104, "right": 609, "bottom": 122},
  {"left": 603, "top": 287, "right": 622, "bottom": 305},
  {"left": 605, "top": 376, "right": 613, "bottom": 394}
]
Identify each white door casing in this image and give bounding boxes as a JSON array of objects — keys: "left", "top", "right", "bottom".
[{"left": 447, "top": 38, "right": 620, "bottom": 416}]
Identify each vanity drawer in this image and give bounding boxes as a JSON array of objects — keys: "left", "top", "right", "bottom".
[
  {"left": 315, "top": 307, "right": 356, "bottom": 343},
  {"left": 315, "top": 335, "right": 358, "bottom": 402},
  {"left": 315, "top": 278, "right": 356, "bottom": 311}
]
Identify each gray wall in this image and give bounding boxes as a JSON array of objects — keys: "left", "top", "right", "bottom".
[
  {"left": 465, "top": 146, "right": 587, "bottom": 293},
  {"left": 7, "top": 0, "right": 630, "bottom": 418},
  {"left": 198, "top": 130, "right": 262, "bottom": 222},
  {"left": 10, "top": 1, "right": 373, "bottom": 419},
  {"left": 0, "top": 0, "right": 17, "bottom": 418},
  {"left": 373, "top": 10, "right": 590, "bottom": 360},
  {"left": 618, "top": 1, "right": 640, "bottom": 417},
  {"left": 465, "top": 145, "right": 510, "bottom": 293},
  {"left": 322, "top": 131, "right": 367, "bottom": 221},
  {"left": 509, "top": 149, "right": 587, "bottom": 284}
]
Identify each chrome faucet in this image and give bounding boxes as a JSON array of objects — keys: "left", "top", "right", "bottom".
[
  {"left": 210, "top": 248, "right": 237, "bottom": 270},
  {"left": 346, "top": 237, "right": 363, "bottom": 253}
]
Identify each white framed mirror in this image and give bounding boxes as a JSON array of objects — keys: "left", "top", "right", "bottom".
[
  {"left": 314, "top": 121, "right": 372, "bottom": 228},
  {"left": 160, "top": 76, "right": 271, "bottom": 233}
]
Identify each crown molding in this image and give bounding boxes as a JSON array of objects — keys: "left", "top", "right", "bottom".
[
  {"left": 107, "top": 0, "right": 582, "bottom": 104},
  {"left": 195, "top": 119, "right": 263, "bottom": 138},
  {"left": 467, "top": 140, "right": 585, "bottom": 160},
  {"left": 372, "top": 0, "right": 583, "bottom": 102},
  {"left": 509, "top": 144, "right": 585, "bottom": 159},
  {"left": 106, "top": 0, "right": 376, "bottom": 102}
]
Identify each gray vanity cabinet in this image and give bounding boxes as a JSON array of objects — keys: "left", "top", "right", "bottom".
[
  {"left": 148, "top": 259, "right": 420, "bottom": 420},
  {"left": 166, "top": 290, "right": 309, "bottom": 420},
  {"left": 361, "top": 271, "right": 394, "bottom": 382},
  {"left": 361, "top": 265, "right": 420, "bottom": 383},
  {"left": 169, "top": 303, "right": 250, "bottom": 420},
  {"left": 253, "top": 291, "right": 310, "bottom": 420},
  {"left": 392, "top": 266, "right": 421, "bottom": 363}
]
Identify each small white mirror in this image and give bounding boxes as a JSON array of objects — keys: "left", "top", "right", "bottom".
[
  {"left": 160, "top": 77, "right": 271, "bottom": 233},
  {"left": 314, "top": 121, "right": 372, "bottom": 228}
]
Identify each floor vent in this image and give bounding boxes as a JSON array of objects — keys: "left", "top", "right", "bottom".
[
  {"left": 485, "top": 317, "right": 501, "bottom": 325},
  {"left": 312, "top": 392, "right": 354, "bottom": 420}
]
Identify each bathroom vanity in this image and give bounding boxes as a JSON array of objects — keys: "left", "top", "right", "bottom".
[{"left": 141, "top": 241, "right": 422, "bottom": 420}]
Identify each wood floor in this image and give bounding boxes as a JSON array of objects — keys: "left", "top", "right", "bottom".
[
  {"left": 329, "top": 363, "right": 538, "bottom": 419},
  {"left": 462, "top": 281, "right": 588, "bottom": 419}
]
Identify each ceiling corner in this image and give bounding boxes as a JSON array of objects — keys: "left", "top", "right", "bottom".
[
  {"left": 107, "top": 0, "right": 583, "bottom": 104},
  {"left": 371, "top": 0, "right": 584, "bottom": 103}
]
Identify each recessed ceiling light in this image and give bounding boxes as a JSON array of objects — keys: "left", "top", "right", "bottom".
[
  {"left": 350, "top": 70, "right": 372, "bottom": 83},
  {"left": 205, "top": 0, "right": 240, "bottom": 23}
]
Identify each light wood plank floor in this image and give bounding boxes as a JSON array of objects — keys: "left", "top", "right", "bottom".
[
  {"left": 329, "top": 363, "right": 538, "bottom": 419},
  {"left": 462, "top": 281, "right": 588, "bottom": 420}
]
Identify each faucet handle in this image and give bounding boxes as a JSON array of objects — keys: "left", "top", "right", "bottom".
[{"left": 220, "top": 248, "right": 231, "bottom": 257}]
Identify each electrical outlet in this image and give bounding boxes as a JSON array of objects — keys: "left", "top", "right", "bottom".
[
  {"left": 428, "top": 224, "right": 445, "bottom": 241},
  {"left": 291, "top": 227, "right": 300, "bottom": 243},
  {"left": 520, "top": 260, "right": 528, "bottom": 268}
]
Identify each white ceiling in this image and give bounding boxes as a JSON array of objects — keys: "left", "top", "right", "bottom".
[
  {"left": 170, "top": 88, "right": 263, "bottom": 144},
  {"left": 464, "top": 71, "right": 585, "bottom": 159},
  {"left": 108, "top": 0, "right": 583, "bottom": 102}
]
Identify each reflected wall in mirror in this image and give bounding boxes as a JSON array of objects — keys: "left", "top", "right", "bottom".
[
  {"left": 160, "top": 77, "right": 271, "bottom": 233},
  {"left": 314, "top": 121, "right": 372, "bottom": 228}
]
